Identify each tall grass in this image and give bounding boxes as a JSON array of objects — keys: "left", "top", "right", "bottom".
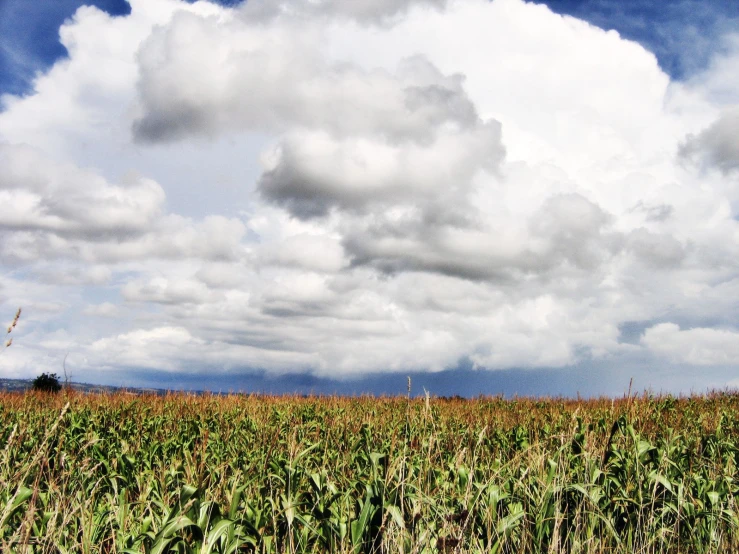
[{"left": 0, "top": 390, "right": 738, "bottom": 552}]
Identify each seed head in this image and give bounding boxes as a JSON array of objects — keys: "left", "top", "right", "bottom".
[
  {"left": 6, "top": 308, "right": 21, "bottom": 332},
  {"left": 3, "top": 308, "right": 21, "bottom": 349}
]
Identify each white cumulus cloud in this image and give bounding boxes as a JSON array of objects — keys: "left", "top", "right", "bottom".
[{"left": 642, "top": 323, "right": 739, "bottom": 366}]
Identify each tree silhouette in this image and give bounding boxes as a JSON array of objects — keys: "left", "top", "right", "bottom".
[{"left": 32, "top": 372, "right": 62, "bottom": 393}]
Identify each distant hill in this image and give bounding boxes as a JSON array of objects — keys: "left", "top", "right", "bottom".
[{"left": 0, "top": 377, "right": 168, "bottom": 395}]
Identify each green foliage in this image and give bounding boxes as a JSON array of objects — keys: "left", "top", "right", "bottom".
[
  {"left": 0, "top": 391, "right": 739, "bottom": 552},
  {"left": 31, "top": 372, "right": 61, "bottom": 393}
]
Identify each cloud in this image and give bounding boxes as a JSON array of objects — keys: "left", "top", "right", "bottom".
[
  {"left": 241, "top": 0, "right": 448, "bottom": 24},
  {"left": 341, "top": 192, "right": 621, "bottom": 282},
  {"left": 122, "top": 277, "right": 218, "bottom": 305},
  {"left": 0, "top": 143, "right": 165, "bottom": 240},
  {"left": 686, "top": 33, "right": 739, "bottom": 105},
  {"left": 624, "top": 228, "right": 686, "bottom": 268},
  {"left": 257, "top": 233, "right": 347, "bottom": 273},
  {"left": 642, "top": 323, "right": 739, "bottom": 365},
  {"left": 89, "top": 326, "right": 204, "bottom": 371},
  {"left": 0, "top": 142, "right": 248, "bottom": 264},
  {"left": 133, "top": 10, "right": 483, "bottom": 145},
  {"left": 529, "top": 193, "right": 617, "bottom": 270},
  {"left": 258, "top": 122, "right": 503, "bottom": 219},
  {"left": 34, "top": 265, "right": 113, "bottom": 286},
  {"left": 82, "top": 302, "right": 119, "bottom": 317},
  {"left": 679, "top": 108, "right": 739, "bottom": 173}
]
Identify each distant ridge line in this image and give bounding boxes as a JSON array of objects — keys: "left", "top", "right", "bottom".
[{"left": 0, "top": 377, "right": 175, "bottom": 396}]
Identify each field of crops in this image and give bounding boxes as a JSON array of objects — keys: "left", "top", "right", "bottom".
[{"left": 1, "top": 390, "right": 739, "bottom": 553}]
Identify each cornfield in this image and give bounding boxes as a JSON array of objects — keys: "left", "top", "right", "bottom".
[{"left": 1, "top": 390, "right": 739, "bottom": 553}]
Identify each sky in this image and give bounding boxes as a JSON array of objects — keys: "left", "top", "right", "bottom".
[{"left": 0, "top": 0, "right": 738, "bottom": 397}]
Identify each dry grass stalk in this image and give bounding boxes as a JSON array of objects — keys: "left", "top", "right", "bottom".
[{"left": 3, "top": 307, "right": 21, "bottom": 350}]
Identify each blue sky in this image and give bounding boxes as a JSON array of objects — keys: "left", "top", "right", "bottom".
[
  {"left": 0, "top": 0, "right": 131, "bottom": 96},
  {"left": 1, "top": 0, "right": 738, "bottom": 396}
]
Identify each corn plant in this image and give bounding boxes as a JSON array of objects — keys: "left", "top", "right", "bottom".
[{"left": 0, "top": 391, "right": 738, "bottom": 552}]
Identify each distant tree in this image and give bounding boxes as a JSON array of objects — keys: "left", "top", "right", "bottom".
[{"left": 32, "top": 372, "right": 62, "bottom": 393}]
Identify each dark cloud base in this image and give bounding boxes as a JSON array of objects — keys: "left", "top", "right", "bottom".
[{"left": 83, "top": 361, "right": 729, "bottom": 399}]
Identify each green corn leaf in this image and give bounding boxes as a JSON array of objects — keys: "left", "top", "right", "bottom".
[{"left": 202, "top": 518, "right": 240, "bottom": 554}]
